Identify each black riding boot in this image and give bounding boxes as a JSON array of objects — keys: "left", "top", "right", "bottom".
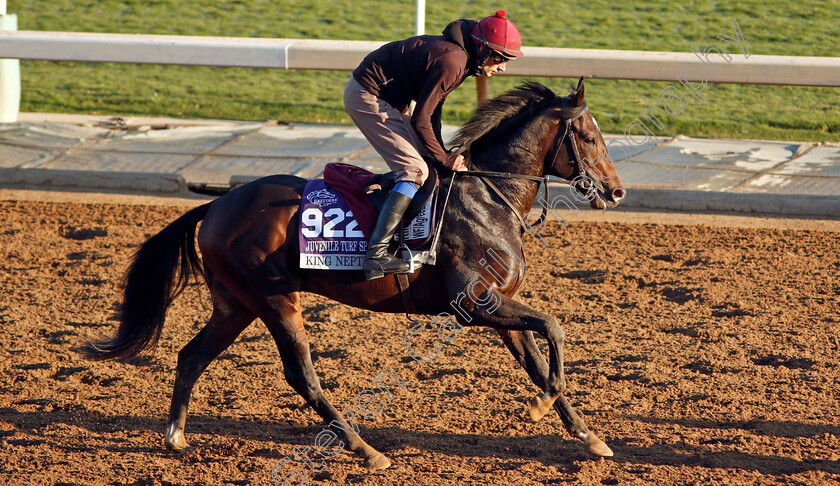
[{"left": 363, "top": 190, "right": 413, "bottom": 280}]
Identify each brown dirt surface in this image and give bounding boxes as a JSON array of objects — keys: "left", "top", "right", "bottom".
[{"left": 1, "top": 190, "right": 838, "bottom": 486}]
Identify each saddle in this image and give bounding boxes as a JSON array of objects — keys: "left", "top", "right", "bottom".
[
  {"left": 299, "top": 163, "right": 440, "bottom": 271},
  {"left": 323, "top": 162, "right": 438, "bottom": 243},
  {"left": 364, "top": 163, "right": 439, "bottom": 234}
]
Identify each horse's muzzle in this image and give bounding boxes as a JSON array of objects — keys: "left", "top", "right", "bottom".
[{"left": 584, "top": 181, "right": 625, "bottom": 210}]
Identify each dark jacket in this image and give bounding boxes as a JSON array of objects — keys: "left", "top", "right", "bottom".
[{"left": 352, "top": 19, "right": 479, "bottom": 168}]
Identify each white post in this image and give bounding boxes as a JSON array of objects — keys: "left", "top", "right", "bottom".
[
  {"left": 0, "top": 10, "right": 20, "bottom": 123},
  {"left": 415, "top": 0, "right": 424, "bottom": 35},
  {"left": 407, "top": 0, "right": 425, "bottom": 116}
]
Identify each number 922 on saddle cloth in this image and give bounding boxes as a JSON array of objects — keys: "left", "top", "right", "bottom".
[{"left": 298, "top": 164, "right": 438, "bottom": 271}]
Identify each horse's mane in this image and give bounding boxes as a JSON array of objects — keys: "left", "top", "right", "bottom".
[{"left": 450, "top": 81, "right": 567, "bottom": 151}]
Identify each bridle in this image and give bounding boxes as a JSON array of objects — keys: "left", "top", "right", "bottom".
[
  {"left": 547, "top": 101, "right": 591, "bottom": 183},
  {"left": 448, "top": 100, "right": 594, "bottom": 235}
]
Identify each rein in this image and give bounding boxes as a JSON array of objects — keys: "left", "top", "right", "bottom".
[
  {"left": 460, "top": 167, "right": 551, "bottom": 233},
  {"left": 427, "top": 100, "right": 592, "bottom": 258},
  {"left": 458, "top": 101, "right": 590, "bottom": 234}
]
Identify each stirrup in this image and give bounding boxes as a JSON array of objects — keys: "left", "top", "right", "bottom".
[
  {"left": 397, "top": 242, "right": 416, "bottom": 274},
  {"left": 363, "top": 254, "right": 411, "bottom": 280}
]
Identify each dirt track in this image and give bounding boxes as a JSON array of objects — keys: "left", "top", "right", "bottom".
[{"left": 0, "top": 190, "right": 838, "bottom": 485}]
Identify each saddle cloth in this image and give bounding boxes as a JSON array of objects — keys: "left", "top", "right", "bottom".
[{"left": 298, "top": 164, "right": 438, "bottom": 271}]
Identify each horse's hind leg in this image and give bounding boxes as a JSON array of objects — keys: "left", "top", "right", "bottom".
[
  {"left": 262, "top": 292, "right": 391, "bottom": 470},
  {"left": 464, "top": 297, "right": 567, "bottom": 419},
  {"left": 165, "top": 295, "right": 255, "bottom": 451},
  {"left": 497, "top": 329, "right": 613, "bottom": 458}
]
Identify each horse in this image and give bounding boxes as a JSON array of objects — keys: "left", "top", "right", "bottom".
[{"left": 82, "top": 77, "right": 625, "bottom": 470}]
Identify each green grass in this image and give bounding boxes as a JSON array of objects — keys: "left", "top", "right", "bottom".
[{"left": 11, "top": 0, "right": 840, "bottom": 141}]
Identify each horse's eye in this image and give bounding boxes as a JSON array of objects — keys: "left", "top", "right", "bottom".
[{"left": 585, "top": 137, "right": 596, "bottom": 145}]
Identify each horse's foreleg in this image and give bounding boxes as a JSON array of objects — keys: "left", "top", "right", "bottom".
[
  {"left": 497, "top": 329, "right": 613, "bottom": 457},
  {"left": 264, "top": 294, "right": 391, "bottom": 470},
  {"left": 165, "top": 300, "right": 255, "bottom": 451}
]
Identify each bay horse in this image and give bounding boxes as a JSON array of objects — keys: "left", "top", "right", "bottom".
[{"left": 82, "top": 78, "right": 625, "bottom": 469}]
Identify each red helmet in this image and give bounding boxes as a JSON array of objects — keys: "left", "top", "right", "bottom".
[{"left": 471, "top": 10, "right": 523, "bottom": 58}]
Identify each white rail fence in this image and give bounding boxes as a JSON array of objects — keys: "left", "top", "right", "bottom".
[{"left": 1, "top": 30, "right": 840, "bottom": 87}]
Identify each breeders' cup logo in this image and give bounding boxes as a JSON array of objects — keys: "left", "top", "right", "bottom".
[{"left": 307, "top": 188, "right": 339, "bottom": 206}]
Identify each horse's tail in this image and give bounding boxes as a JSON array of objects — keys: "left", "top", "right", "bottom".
[{"left": 80, "top": 203, "right": 211, "bottom": 361}]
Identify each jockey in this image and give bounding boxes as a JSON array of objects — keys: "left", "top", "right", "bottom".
[{"left": 345, "top": 10, "right": 523, "bottom": 280}]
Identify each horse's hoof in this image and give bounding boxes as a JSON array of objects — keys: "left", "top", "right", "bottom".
[
  {"left": 164, "top": 430, "right": 191, "bottom": 451},
  {"left": 528, "top": 394, "right": 552, "bottom": 422},
  {"left": 364, "top": 453, "right": 391, "bottom": 470},
  {"left": 583, "top": 432, "right": 613, "bottom": 458},
  {"left": 165, "top": 438, "right": 192, "bottom": 452}
]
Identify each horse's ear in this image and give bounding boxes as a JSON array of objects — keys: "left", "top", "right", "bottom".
[{"left": 574, "top": 76, "right": 585, "bottom": 106}]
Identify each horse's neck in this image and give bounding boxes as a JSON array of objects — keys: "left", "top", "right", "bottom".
[{"left": 468, "top": 134, "right": 543, "bottom": 175}]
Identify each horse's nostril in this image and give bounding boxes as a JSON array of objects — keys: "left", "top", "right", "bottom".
[{"left": 612, "top": 188, "right": 626, "bottom": 201}]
